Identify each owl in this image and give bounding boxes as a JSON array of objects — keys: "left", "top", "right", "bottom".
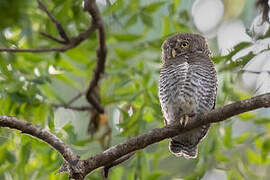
[{"left": 158, "top": 33, "right": 217, "bottom": 158}]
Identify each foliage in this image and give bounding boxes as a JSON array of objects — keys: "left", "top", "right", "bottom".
[{"left": 0, "top": 0, "right": 269, "bottom": 179}]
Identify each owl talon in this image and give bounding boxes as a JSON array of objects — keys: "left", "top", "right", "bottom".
[
  {"left": 180, "top": 117, "right": 184, "bottom": 126},
  {"left": 180, "top": 115, "right": 189, "bottom": 127},
  {"left": 184, "top": 115, "right": 189, "bottom": 126}
]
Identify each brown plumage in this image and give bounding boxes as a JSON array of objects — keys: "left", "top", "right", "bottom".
[{"left": 158, "top": 33, "right": 217, "bottom": 158}]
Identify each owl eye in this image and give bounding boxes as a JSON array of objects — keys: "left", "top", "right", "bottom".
[{"left": 181, "top": 41, "right": 189, "bottom": 48}]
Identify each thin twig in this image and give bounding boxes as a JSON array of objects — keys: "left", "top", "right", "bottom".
[
  {"left": 103, "top": 151, "right": 135, "bottom": 178},
  {"left": 0, "top": 46, "right": 73, "bottom": 53},
  {"left": 52, "top": 104, "right": 93, "bottom": 111},
  {"left": 67, "top": 91, "right": 86, "bottom": 105},
  {"left": 241, "top": 69, "right": 270, "bottom": 74},
  {"left": 40, "top": 32, "right": 67, "bottom": 44},
  {"left": 37, "top": 0, "right": 70, "bottom": 42}
]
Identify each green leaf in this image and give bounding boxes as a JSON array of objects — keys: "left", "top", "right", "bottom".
[
  {"left": 162, "top": 16, "right": 170, "bottom": 37},
  {"left": 53, "top": 74, "right": 79, "bottom": 88},
  {"left": 19, "top": 141, "right": 31, "bottom": 165},
  {"left": 114, "top": 48, "right": 138, "bottom": 59},
  {"left": 179, "top": 10, "right": 190, "bottom": 22},
  {"left": 125, "top": 14, "right": 138, "bottom": 27},
  {"left": 103, "top": 0, "right": 124, "bottom": 15},
  {"left": 141, "top": 2, "right": 165, "bottom": 12},
  {"left": 246, "top": 149, "right": 261, "bottom": 164},
  {"left": 48, "top": 107, "right": 55, "bottom": 131},
  {"left": 184, "top": 165, "right": 207, "bottom": 180},
  {"left": 215, "top": 152, "right": 230, "bottom": 162},
  {"left": 10, "top": 92, "right": 31, "bottom": 103},
  {"left": 227, "top": 169, "right": 244, "bottom": 180},
  {"left": 172, "top": 0, "right": 181, "bottom": 13},
  {"left": 5, "top": 150, "right": 16, "bottom": 164},
  {"left": 31, "top": 76, "right": 51, "bottom": 84},
  {"left": 262, "top": 138, "right": 270, "bottom": 161},
  {"left": 110, "top": 166, "right": 123, "bottom": 180},
  {"left": 147, "top": 171, "right": 165, "bottom": 180},
  {"left": 223, "top": 123, "right": 233, "bottom": 148},
  {"left": 113, "top": 33, "right": 143, "bottom": 41},
  {"left": 21, "top": 54, "right": 44, "bottom": 63},
  {"left": 213, "top": 42, "right": 252, "bottom": 64},
  {"left": 234, "top": 133, "right": 249, "bottom": 144},
  {"left": 227, "top": 42, "right": 252, "bottom": 58},
  {"left": 253, "top": 117, "right": 270, "bottom": 124},
  {"left": 140, "top": 12, "right": 153, "bottom": 27},
  {"left": 63, "top": 123, "right": 77, "bottom": 144}
]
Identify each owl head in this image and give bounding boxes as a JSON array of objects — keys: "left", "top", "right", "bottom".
[{"left": 161, "top": 33, "right": 211, "bottom": 63}]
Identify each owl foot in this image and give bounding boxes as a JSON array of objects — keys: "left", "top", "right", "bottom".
[{"left": 180, "top": 114, "right": 189, "bottom": 127}]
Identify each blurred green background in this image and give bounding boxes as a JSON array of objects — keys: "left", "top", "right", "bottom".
[{"left": 0, "top": 0, "right": 270, "bottom": 179}]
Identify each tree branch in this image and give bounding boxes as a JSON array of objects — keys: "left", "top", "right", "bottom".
[
  {"left": 0, "top": 116, "right": 78, "bottom": 163},
  {"left": 0, "top": 0, "right": 97, "bottom": 53},
  {"left": 2, "top": 1, "right": 270, "bottom": 179},
  {"left": 241, "top": 69, "right": 270, "bottom": 74},
  {"left": 81, "top": 93, "right": 270, "bottom": 175},
  {"left": 84, "top": 0, "right": 107, "bottom": 113},
  {"left": 0, "top": 94, "right": 270, "bottom": 179},
  {"left": 0, "top": 116, "right": 86, "bottom": 179},
  {"left": 256, "top": 0, "right": 270, "bottom": 23},
  {"left": 87, "top": 94, "right": 105, "bottom": 113},
  {"left": 103, "top": 151, "right": 136, "bottom": 178},
  {"left": 0, "top": 45, "right": 74, "bottom": 53},
  {"left": 37, "top": 0, "right": 70, "bottom": 43},
  {"left": 67, "top": 91, "right": 86, "bottom": 105},
  {"left": 40, "top": 32, "right": 67, "bottom": 44},
  {"left": 52, "top": 104, "right": 93, "bottom": 111},
  {"left": 0, "top": 0, "right": 105, "bottom": 114}
]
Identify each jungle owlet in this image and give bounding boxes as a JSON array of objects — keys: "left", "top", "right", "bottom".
[{"left": 159, "top": 33, "right": 217, "bottom": 158}]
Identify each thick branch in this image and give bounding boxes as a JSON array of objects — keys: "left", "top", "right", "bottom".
[{"left": 82, "top": 93, "right": 270, "bottom": 175}]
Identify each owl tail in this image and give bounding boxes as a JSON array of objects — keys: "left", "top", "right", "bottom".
[{"left": 169, "top": 136, "right": 198, "bottom": 158}]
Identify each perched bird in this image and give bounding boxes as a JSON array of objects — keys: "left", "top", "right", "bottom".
[{"left": 158, "top": 33, "right": 217, "bottom": 158}]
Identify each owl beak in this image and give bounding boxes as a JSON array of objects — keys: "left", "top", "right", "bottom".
[{"left": 172, "top": 49, "right": 176, "bottom": 58}]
